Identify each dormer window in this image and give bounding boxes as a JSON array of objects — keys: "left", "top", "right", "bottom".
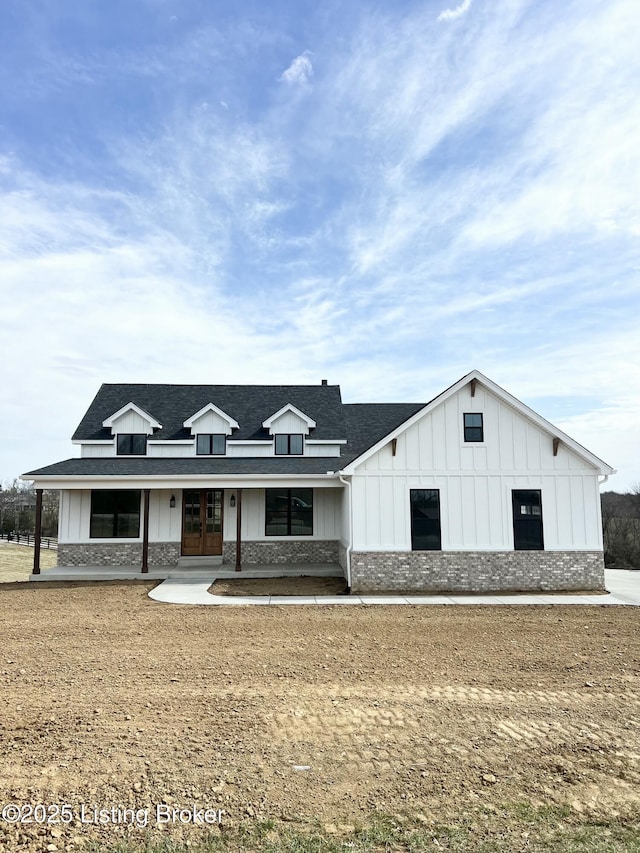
[
  {"left": 196, "top": 434, "right": 226, "bottom": 455},
  {"left": 117, "top": 434, "right": 147, "bottom": 455},
  {"left": 275, "top": 434, "right": 303, "bottom": 455}
]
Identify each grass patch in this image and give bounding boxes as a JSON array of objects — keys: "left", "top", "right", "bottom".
[
  {"left": 0, "top": 542, "right": 57, "bottom": 581},
  {"left": 81, "top": 805, "right": 640, "bottom": 852}
]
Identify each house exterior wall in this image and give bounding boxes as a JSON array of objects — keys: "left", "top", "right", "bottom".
[
  {"left": 57, "top": 486, "right": 344, "bottom": 550},
  {"left": 352, "top": 383, "right": 603, "bottom": 553},
  {"left": 350, "top": 550, "right": 605, "bottom": 593},
  {"left": 80, "top": 441, "right": 342, "bottom": 458}
]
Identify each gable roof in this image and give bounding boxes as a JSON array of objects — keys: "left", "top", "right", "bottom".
[
  {"left": 102, "top": 402, "right": 162, "bottom": 430},
  {"left": 24, "top": 371, "right": 615, "bottom": 481},
  {"left": 341, "top": 369, "right": 616, "bottom": 475},
  {"left": 72, "top": 384, "right": 345, "bottom": 443},
  {"left": 183, "top": 403, "right": 239, "bottom": 431},
  {"left": 262, "top": 403, "right": 317, "bottom": 431}
]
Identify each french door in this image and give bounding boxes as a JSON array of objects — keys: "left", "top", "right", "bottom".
[{"left": 181, "top": 489, "right": 223, "bottom": 556}]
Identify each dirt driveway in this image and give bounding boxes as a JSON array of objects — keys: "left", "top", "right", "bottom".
[{"left": 0, "top": 582, "right": 639, "bottom": 851}]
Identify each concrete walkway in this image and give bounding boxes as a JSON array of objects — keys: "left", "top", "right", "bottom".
[{"left": 148, "top": 569, "right": 640, "bottom": 607}]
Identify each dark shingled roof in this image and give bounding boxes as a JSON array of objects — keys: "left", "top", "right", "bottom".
[
  {"left": 24, "top": 385, "right": 428, "bottom": 478},
  {"left": 72, "top": 384, "right": 346, "bottom": 442}
]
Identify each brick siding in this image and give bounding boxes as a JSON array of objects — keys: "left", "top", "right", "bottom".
[
  {"left": 222, "top": 539, "right": 339, "bottom": 565},
  {"left": 58, "top": 542, "right": 180, "bottom": 568},
  {"left": 350, "top": 550, "right": 605, "bottom": 593}
]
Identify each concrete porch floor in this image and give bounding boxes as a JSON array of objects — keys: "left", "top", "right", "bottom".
[{"left": 29, "top": 562, "right": 345, "bottom": 582}]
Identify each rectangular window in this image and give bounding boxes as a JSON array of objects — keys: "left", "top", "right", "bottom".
[
  {"left": 463, "top": 413, "right": 484, "bottom": 442},
  {"left": 90, "top": 490, "right": 141, "bottom": 538},
  {"left": 512, "top": 489, "right": 544, "bottom": 550},
  {"left": 116, "top": 434, "right": 147, "bottom": 455},
  {"left": 196, "top": 434, "right": 226, "bottom": 455},
  {"left": 265, "top": 489, "right": 313, "bottom": 536},
  {"left": 274, "top": 434, "right": 303, "bottom": 455},
  {"left": 410, "top": 489, "right": 442, "bottom": 550}
]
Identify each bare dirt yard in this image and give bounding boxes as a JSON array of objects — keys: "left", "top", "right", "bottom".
[{"left": 0, "top": 581, "right": 639, "bottom": 852}]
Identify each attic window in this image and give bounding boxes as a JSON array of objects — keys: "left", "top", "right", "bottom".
[
  {"left": 196, "top": 434, "right": 226, "bottom": 455},
  {"left": 117, "top": 434, "right": 147, "bottom": 455},
  {"left": 275, "top": 434, "right": 303, "bottom": 455},
  {"left": 463, "top": 413, "right": 483, "bottom": 442}
]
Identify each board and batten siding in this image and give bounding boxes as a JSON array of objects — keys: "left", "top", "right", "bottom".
[
  {"left": 58, "top": 489, "right": 182, "bottom": 544},
  {"left": 267, "top": 411, "right": 313, "bottom": 434},
  {"left": 58, "top": 487, "right": 343, "bottom": 544},
  {"left": 108, "top": 410, "right": 156, "bottom": 434},
  {"left": 81, "top": 441, "right": 342, "bottom": 458},
  {"left": 351, "top": 384, "right": 603, "bottom": 551},
  {"left": 187, "top": 410, "right": 234, "bottom": 434}
]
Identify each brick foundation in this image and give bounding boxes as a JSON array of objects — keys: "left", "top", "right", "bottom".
[
  {"left": 58, "top": 542, "right": 180, "bottom": 568},
  {"left": 222, "top": 539, "right": 339, "bottom": 565},
  {"left": 350, "top": 550, "right": 605, "bottom": 593}
]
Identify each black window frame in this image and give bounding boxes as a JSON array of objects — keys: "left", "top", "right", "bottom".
[
  {"left": 512, "top": 489, "right": 544, "bottom": 551},
  {"left": 274, "top": 434, "right": 304, "bottom": 455},
  {"left": 90, "top": 490, "right": 141, "bottom": 539},
  {"left": 116, "top": 434, "right": 147, "bottom": 456},
  {"left": 463, "top": 413, "right": 484, "bottom": 442},
  {"left": 410, "top": 489, "right": 442, "bottom": 551},
  {"left": 265, "top": 488, "right": 313, "bottom": 536},
  {"left": 196, "top": 434, "right": 226, "bottom": 455}
]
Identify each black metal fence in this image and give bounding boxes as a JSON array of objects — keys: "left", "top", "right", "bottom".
[{"left": 0, "top": 531, "right": 58, "bottom": 550}]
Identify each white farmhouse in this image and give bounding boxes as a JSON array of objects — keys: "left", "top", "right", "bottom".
[{"left": 23, "top": 370, "right": 614, "bottom": 592}]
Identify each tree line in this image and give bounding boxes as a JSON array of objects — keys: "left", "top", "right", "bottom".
[{"left": 0, "top": 480, "right": 59, "bottom": 539}]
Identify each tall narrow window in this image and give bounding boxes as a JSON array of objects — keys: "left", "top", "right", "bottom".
[
  {"left": 463, "top": 413, "right": 484, "bottom": 442},
  {"left": 274, "top": 434, "right": 303, "bottom": 455},
  {"left": 410, "top": 489, "right": 442, "bottom": 550},
  {"left": 512, "top": 490, "right": 544, "bottom": 550},
  {"left": 196, "top": 434, "right": 226, "bottom": 455},
  {"left": 90, "top": 490, "right": 141, "bottom": 538},
  {"left": 116, "top": 434, "right": 147, "bottom": 455},
  {"left": 265, "top": 489, "right": 313, "bottom": 536}
]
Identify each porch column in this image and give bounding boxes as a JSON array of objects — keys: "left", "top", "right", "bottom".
[
  {"left": 32, "top": 488, "right": 43, "bottom": 575},
  {"left": 235, "top": 488, "right": 242, "bottom": 572},
  {"left": 141, "top": 488, "right": 150, "bottom": 574}
]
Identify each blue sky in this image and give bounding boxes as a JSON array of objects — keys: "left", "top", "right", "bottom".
[{"left": 1, "top": 0, "right": 638, "bottom": 489}]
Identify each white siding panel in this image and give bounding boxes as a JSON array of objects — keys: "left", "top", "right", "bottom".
[
  {"left": 474, "top": 476, "right": 491, "bottom": 547},
  {"left": 224, "top": 488, "right": 343, "bottom": 541},
  {"left": 228, "top": 444, "right": 272, "bottom": 457},
  {"left": 305, "top": 444, "right": 341, "bottom": 457},
  {"left": 112, "top": 411, "right": 154, "bottom": 434},
  {"left": 81, "top": 445, "right": 114, "bottom": 457},
  {"left": 149, "top": 490, "right": 182, "bottom": 542},
  {"left": 148, "top": 443, "right": 196, "bottom": 457},
  {"left": 269, "top": 411, "right": 312, "bottom": 434},
  {"left": 189, "top": 410, "right": 234, "bottom": 434}
]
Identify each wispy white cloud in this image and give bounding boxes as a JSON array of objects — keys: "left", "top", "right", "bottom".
[
  {"left": 279, "top": 51, "right": 313, "bottom": 86},
  {"left": 438, "top": 0, "right": 473, "bottom": 23}
]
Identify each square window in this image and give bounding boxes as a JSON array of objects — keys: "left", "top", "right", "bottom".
[
  {"left": 463, "top": 413, "right": 484, "bottom": 442},
  {"left": 90, "top": 490, "right": 140, "bottom": 538},
  {"left": 274, "top": 434, "right": 303, "bottom": 455},
  {"left": 116, "top": 434, "right": 147, "bottom": 455},
  {"left": 196, "top": 434, "right": 226, "bottom": 455},
  {"left": 265, "top": 489, "right": 313, "bottom": 536}
]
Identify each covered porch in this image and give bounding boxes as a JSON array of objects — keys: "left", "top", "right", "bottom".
[{"left": 29, "top": 477, "right": 349, "bottom": 582}]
